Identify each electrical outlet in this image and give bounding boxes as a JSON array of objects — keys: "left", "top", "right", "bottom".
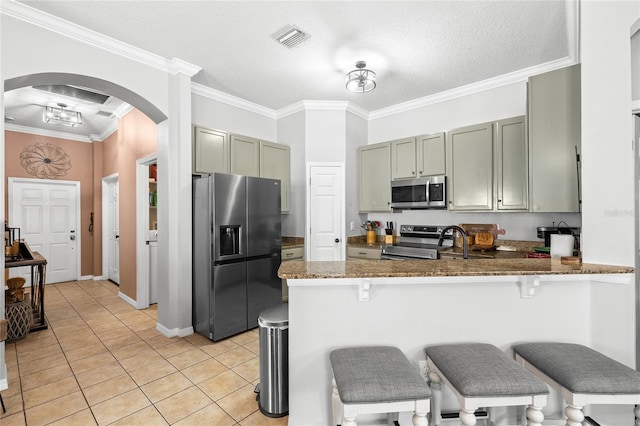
[
  {"left": 350, "top": 221, "right": 355, "bottom": 231},
  {"left": 419, "top": 360, "right": 428, "bottom": 381}
]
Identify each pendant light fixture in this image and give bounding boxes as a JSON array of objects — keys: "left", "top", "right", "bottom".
[
  {"left": 43, "top": 103, "right": 83, "bottom": 127},
  {"left": 346, "top": 61, "right": 376, "bottom": 93}
]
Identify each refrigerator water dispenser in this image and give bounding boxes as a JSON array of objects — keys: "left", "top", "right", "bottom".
[{"left": 220, "top": 225, "right": 241, "bottom": 256}]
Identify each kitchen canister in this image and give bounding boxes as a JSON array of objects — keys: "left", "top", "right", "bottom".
[{"left": 550, "top": 234, "right": 574, "bottom": 258}]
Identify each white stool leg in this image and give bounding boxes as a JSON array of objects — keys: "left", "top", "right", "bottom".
[
  {"left": 343, "top": 404, "right": 358, "bottom": 426},
  {"left": 332, "top": 378, "right": 342, "bottom": 426},
  {"left": 428, "top": 369, "right": 442, "bottom": 426},
  {"left": 459, "top": 408, "right": 477, "bottom": 426},
  {"left": 526, "top": 405, "right": 544, "bottom": 426},
  {"left": 565, "top": 404, "right": 584, "bottom": 426},
  {"left": 412, "top": 399, "right": 429, "bottom": 426}
]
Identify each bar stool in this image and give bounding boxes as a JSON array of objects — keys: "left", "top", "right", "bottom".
[
  {"left": 425, "top": 343, "right": 549, "bottom": 426},
  {"left": 330, "top": 346, "right": 431, "bottom": 426},
  {"left": 514, "top": 342, "right": 640, "bottom": 425}
]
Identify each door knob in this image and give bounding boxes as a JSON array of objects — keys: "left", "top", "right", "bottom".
[
  {"left": 334, "top": 238, "right": 340, "bottom": 243},
  {"left": 115, "top": 235, "right": 120, "bottom": 239}
]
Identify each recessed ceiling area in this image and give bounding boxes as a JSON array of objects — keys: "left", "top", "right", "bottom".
[{"left": 7, "top": 0, "right": 571, "bottom": 137}]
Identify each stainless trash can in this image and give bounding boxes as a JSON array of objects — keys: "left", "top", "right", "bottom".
[{"left": 256, "top": 303, "right": 289, "bottom": 417}]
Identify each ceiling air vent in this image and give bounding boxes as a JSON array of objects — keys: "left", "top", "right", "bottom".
[{"left": 273, "top": 25, "right": 310, "bottom": 49}]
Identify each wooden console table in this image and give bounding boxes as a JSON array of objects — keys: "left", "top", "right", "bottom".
[{"left": 5, "top": 244, "right": 47, "bottom": 332}]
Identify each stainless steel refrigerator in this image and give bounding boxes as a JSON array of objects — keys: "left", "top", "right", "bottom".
[{"left": 193, "top": 173, "right": 282, "bottom": 341}]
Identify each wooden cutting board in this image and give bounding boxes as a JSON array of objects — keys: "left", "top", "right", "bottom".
[{"left": 471, "top": 244, "right": 497, "bottom": 252}]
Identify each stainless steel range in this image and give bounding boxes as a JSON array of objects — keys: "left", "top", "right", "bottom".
[{"left": 381, "top": 225, "right": 454, "bottom": 260}]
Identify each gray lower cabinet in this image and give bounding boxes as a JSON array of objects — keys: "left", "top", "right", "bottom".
[
  {"left": 193, "top": 126, "right": 229, "bottom": 174},
  {"left": 446, "top": 121, "right": 494, "bottom": 211},
  {"left": 358, "top": 142, "right": 392, "bottom": 212},
  {"left": 347, "top": 246, "right": 381, "bottom": 260},
  {"left": 528, "top": 64, "right": 581, "bottom": 212}
]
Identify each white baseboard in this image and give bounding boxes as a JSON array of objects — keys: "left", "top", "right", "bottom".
[
  {"left": 118, "top": 291, "right": 140, "bottom": 309},
  {"left": 156, "top": 322, "right": 194, "bottom": 338},
  {"left": 80, "top": 275, "right": 94, "bottom": 281},
  {"left": 93, "top": 275, "right": 105, "bottom": 281}
]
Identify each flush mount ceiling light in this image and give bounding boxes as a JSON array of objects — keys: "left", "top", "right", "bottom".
[
  {"left": 346, "top": 61, "right": 377, "bottom": 93},
  {"left": 43, "top": 103, "right": 82, "bottom": 127}
]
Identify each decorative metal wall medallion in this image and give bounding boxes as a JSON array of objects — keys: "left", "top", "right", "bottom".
[{"left": 20, "top": 142, "right": 72, "bottom": 179}]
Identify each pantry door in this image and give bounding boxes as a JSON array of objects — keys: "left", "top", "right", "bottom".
[
  {"left": 307, "top": 163, "right": 344, "bottom": 261},
  {"left": 9, "top": 178, "right": 80, "bottom": 284}
]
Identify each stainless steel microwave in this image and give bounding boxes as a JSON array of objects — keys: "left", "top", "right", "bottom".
[{"left": 390, "top": 176, "right": 447, "bottom": 210}]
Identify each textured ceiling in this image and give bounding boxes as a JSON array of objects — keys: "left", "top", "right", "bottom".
[{"left": 7, "top": 0, "right": 570, "bottom": 138}]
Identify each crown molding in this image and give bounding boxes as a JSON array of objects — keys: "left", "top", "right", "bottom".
[
  {"left": 369, "top": 56, "right": 576, "bottom": 120},
  {"left": 276, "top": 100, "right": 369, "bottom": 120},
  {"left": 0, "top": 0, "right": 199, "bottom": 75},
  {"left": 5, "top": 123, "right": 93, "bottom": 143},
  {"left": 169, "top": 58, "right": 202, "bottom": 77},
  {"left": 191, "top": 82, "right": 277, "bottom": 119}
]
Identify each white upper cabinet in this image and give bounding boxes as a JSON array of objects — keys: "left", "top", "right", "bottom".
[
  {"left": 496, "top": 116, "right": 528, "bottom": 211},
  {"left": 193, "top": 126, "right": 229, "bottom": 174},
  {"left": 230, "top": 134, "right": 260, "bottom": 177},
  {"left": 446, "top": 122, "right": 494, "bottom": 211},
  {"left": 359, "top": 142, "right": 392, "bottom": 212},
  {"left": 528, "top": 64, "right": 581, "bottom": 212}
]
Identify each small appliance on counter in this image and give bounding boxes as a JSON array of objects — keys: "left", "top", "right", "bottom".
[{"left": 536, "top": 225, "right": 580, "bottom": 247}]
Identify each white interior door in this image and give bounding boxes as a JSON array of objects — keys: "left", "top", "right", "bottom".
[
  {"left": 107, "top": 178, "right": 120, "bottom": 284},
  {"left": 9, "top": 178, "right": 80, "bottom": 284},
  {"left": 307, "top": 163, "right": 344, "bottom": 261}
]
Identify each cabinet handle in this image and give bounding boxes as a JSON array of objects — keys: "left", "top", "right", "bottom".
[
  {"left": 419, "top": 171, "right": 423, "bottom": 174},
  {"left": 412, "top": 171, "right": 416, "bottom": 175},
  {"left": 358, "top": 252, "right": 368, "bottom": 256},
  {"left": 285, "top": 252, "right": 293, "bottom": 257}
]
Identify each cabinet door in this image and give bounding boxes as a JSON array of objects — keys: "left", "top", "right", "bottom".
[
  {"left": 528, "top": 64, "right": 581, "bottom": 212},
  {"left": 391, "top": 137, "right": 417, "bottom": 180},
  {"left": 230, "top": 134, "right": 260, "bottom": 177},
  {"left": 446, "top": 122, "right": 494, "bottom": 211},
  {"left": 358, "top": 142, "right": 391, "bottom": 212},
  {"left": 417, "top": 132, "right": 446, "bottom": 177},
  {"left": 260, "top": 141, "right": 290, "bottom": 213},
  {"left": 193, "top": 127, "right": 229, "bottom": 174},
  {"left": 496, "top": 116, "right": 528, "bottom": 210}
]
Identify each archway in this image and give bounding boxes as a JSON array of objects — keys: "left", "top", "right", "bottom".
[{"left": 4, "top": 71, "right": 168, "bottom": 316}]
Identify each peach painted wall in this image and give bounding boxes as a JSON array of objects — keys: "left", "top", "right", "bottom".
[
  {"left": 4, "top": 131, "right": 96, "bottom": 276},
  {"left": 4, "top": 108, "right": 156, "bottom": 304},
  {"left": 102, "top": 108, "right": 157, "bottom": 301}
]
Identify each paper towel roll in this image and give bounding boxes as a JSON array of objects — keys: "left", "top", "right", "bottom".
[{"left": 550, "top": 234, "right": 574, "bottom": 258}]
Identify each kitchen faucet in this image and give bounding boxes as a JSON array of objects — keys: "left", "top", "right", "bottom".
[{"left": 438, "top": 225, "right": 468, "bottom": 260}]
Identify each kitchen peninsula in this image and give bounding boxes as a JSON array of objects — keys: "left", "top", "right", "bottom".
[{"left": 279, "top": 259, "right": 635, "bottom": 425}]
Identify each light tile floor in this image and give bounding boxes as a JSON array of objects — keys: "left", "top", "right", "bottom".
[{"left": 1, "top": 280, "right": 289, "bottom": 426}]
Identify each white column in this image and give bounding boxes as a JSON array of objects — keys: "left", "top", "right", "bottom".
[{"left": 156, "top": 59, "right": 200, "bottom": 336}]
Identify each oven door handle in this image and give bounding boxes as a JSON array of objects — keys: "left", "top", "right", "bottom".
[{"left": 426, "top": 179, "right": 430, "bottom": 204}]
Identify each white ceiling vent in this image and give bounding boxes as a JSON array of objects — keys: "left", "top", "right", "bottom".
[{"left": 273, "top": 25, "right": 310, "bottom": 49}]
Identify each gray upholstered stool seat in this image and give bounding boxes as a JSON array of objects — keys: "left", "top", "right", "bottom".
[
  {"left": 330, "top": 346, "right": 431, "bottom": 426},
  {"left": 514, "top": 342, "right": 640, "bottom": 425},
  {"left": 425, "top": 343, "right": 548, "bottom": 426}
]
